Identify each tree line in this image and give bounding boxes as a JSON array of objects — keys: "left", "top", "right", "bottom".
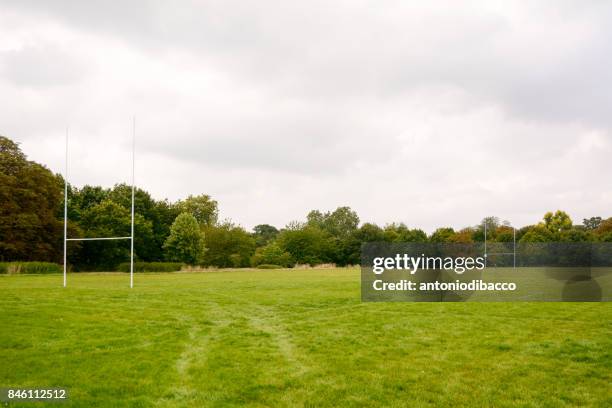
[{"left": 1, "top": 135, "right": 611, "bottom": 270}]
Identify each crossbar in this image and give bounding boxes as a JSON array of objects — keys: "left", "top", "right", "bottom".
[{"left": 66, "top": 237, "right": 132, "bottom": 241}]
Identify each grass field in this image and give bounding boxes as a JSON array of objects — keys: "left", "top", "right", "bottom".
[{"left": 1, "top": 268, "right": 611, "bottom": 407}]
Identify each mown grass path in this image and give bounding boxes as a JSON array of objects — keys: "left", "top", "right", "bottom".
[{"left": 1, "top": 269, "right": 611, "bottom": 407}]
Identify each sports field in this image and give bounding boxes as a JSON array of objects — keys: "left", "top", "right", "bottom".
[{"left": 1, "top": 268, "right": 611, "bottom": 407}]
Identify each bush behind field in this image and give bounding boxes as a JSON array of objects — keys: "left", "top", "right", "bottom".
[
  {"left": 256, "top": 264, "right": 283, "bottom": 269},
  {"left": 117, "top": 262, "right": 184, "bottom": 273},
  {"left": 0, "top": 262, "right": 62, "bottom": 274}
]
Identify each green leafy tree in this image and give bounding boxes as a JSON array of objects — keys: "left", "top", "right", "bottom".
[
  {"left": 203, "top": 221, "right": 255, "bottom": 267},
  {"left": 355, "top": 223, "right": 385, "bottom": 242},
  {"left": 558, "top": 228, "right": 592, "bottom": 242},
  {"left": 163, "top": 212, "right": 206, "bottom": 264},
  {"left": 307, "top": 206, "right": 359, "bottom": 238},
  {"left": 404, "top": 229, "right": 428, "bottom": 242},
  {"left": 251, "top": 241, "right": 293, "bottom": 267},
  {"left": 0, "top": 136, "right": 64, "bottom": 262},
  {"left": 542, "top": 210, "right": 572, "bottom": 233},
  {"left": 78, "top": 200, "right": 154, "bottom": 270},
  {"left": 583, "top": 217, "right": 602, "bottom": 231},
  {"left": 108, "top": 184, "right": 156, "bottom": 218},
  {"left": 341, "top": 223, "right": 386, "bottom": 265},
  {"left": 306, "top": 207, "right": 360, "bottom": 265},
  {"left": 108, "top": 184, "right": 180, "bottom": 261},
  {"left": 429, "top": 227, "right": 455, "bottom": 243},
  {"left": 383, "top": 223, "right": 427, "bottom": 242},
  {"left": 325, "top": 206, "right": 360, "bottom": 238},
  {"left": 306, "top": 210, "right": 325, "bottom": 227},
  {"left": 150, "top": 199, "right": 181, "bottom": 259},
  {"left": 277, "top": 225, "right": 336, "bottom": 265},
  {"left": 472, "top": 216, "right": 501, "bottom": 241},
  {"left": 519, "top": 225, "right": 555, "bottom": 243},
  {"left": 176, "top": 195, "right": 218, "bottom": 226},
  {"left": 68, "top": 185, "right": 110, "bottom": 222},
  {"left": 78, "top": 185, "right": 109, "bottom": 208},
  {"left": 495, "top": 226, "right": 515, "bottom": 242},
  {"left": 252, "top": 224, "right": 279, "bottom": 247}
]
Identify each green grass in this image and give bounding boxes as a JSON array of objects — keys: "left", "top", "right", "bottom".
[{"left": 1, "top": 268, "right": 610, "bottom": 407}]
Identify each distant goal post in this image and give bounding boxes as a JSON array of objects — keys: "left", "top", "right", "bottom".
[{"left": 63, "top": 118, "right": 136, "bottom": 288}]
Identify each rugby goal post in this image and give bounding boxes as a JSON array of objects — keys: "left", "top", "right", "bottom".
[
  {"left": 484, "top": 220, "right": 516, "bottom": 269},
  {"left": 63, "top": 118, "right": 136, "bottom": 288}
]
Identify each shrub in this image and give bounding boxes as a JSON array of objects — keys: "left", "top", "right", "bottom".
[
  {"left": 203, "top": 222, "right": 256, "bottom": 267},
  {"left": 256, "top": 264, "right": 283, "bottom": 269},
  {"left": 117, "top": 262, "right": 183, "bottom": 272},
  {"left": 1, "top": 262, "right": 62, "bottom": 274},
  {"left": 250, "top": 242, "right": 293, "bottom": 267}
]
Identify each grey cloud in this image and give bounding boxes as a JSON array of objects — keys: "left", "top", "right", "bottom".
[
  {"left": 141, "top": 110, "right": 397, "bottom": 174},
  {"left": 0, "top": 44, "right": 87, "bottom": 87},
  {"left": 6, "top": 1, "right": 612, "bottom": 129},
  {"left": 1, "top": 1, "right": 611, "bottom": 230}
]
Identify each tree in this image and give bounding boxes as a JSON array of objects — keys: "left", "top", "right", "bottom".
[
  {"left": 429, "top": 228, "right": 455, "bottom": 243},
  {"left": 68, "top": 185, "right": 109, "bottom": 222},
  {"left": 305, "top": 207, "right": 360, "bottom": 265},
  {"left": 558, "top": 228, "right": 592, "bottom": 242},
  {"left": 515, "top": 225, "right": 533, "bottom": 242},
  {"left": 108, "top": 184, "right": 156, "bottom": 219},
  {"left": 307, "top": 206, "right": 359, "bottom": 239},
  {"left": 542, "top": 210, "right": 572, "bottom": 233},
  {"left": 323, "top": 206, "right": 359, "bottom": 238},
  {"left": 107, "top": 184, "right": 181, "bottom": 261},
  {"left": 449, "top": 228, "right": 474, "bottom": 243},
  {"left": 306, "top": 210, "right": 325, "bottom": 227},
  {"left": 251, "top": 242, "right": 293, "bottom": 267},
  {"left": 0, "top": 136, "right": 64, "bottom": 262},
  {"left": 593, "top": 218, "right": 612, "bottom": 242},
  {"left": 383, "top": 223, "right": 427, "bottom": 242},
  {"left": 355, "top": 223, "right": 385, "bottom": 242},
  {"left": 277, "top": 225, "right": 336, "bottom": 265},
  {"left": 519, "top": 225, "right": 555, "bottom": 243},
  {"left": 203, "top": 221, "right": 256, "bottom": 267},
  {"left": 472, "top": 216, "right": 501, "bottom": 241},
  {"left": 76, "top": 200, "right": 154, "bottom": 270},
  {"left": 105, "top": 184, "right": 185, "bottom": 261},
  {"left": 495, "top": 226, "right": 515, "bottom": 242},
  {"left": 583, "top": 217, "right": 602, "bottom": 231},
  {"left": 252, "top": 224, "right": 279, "bottom": 247},
  {"left": 163, "top": 213, "right": 206, "bottom": 264},
  {"left": 595, "top": 218, "right": 612, "bottom": 236},
  {"left": 150, "top": 199, "right": 181, "bottom": 260},
  {"left": 175, "top": 195, "right": 218, "bottom": 226},
  {"left": 341, "top": 223, "right": 386, "bottom": 265}
]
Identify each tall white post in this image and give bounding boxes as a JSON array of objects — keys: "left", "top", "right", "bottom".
[
  {"left": 63, "top": 128, "right": 68, "bottom": 287},
  {"left": 130, "top": 116, "right": 135, "bottom": 288},
  {"left": 484, "top": 220, "right": 487, "bottom": 268},
  {"left": 513, "top": 226, "right": 516, "bottom": 269}
]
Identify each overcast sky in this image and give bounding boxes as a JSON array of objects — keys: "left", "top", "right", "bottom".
[{"left": 1, "top": 1, "right": 611, "bottom": 232}]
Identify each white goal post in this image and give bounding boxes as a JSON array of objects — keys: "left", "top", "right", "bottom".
[
  {"left": 63, "top": 118, "right": 136, "bottom": 288},
  {"left": 484, "top": 220, "right": 517, "bottom": 269}
]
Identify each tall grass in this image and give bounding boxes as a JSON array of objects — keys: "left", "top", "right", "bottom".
[
  {"left": 116, "top": 262, "right": 184, "bottom": 272},
  {"left": 0, "top": 262, "right": 62, "bottom": 274}
]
